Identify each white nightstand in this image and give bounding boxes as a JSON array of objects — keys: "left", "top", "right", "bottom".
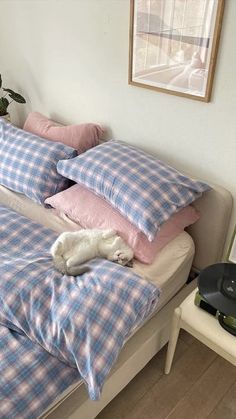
[{"left": 165, "top": 288, "right": 236, "bottom": 374}]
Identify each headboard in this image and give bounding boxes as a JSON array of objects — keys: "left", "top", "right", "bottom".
[{"left": 187, "top": 182, "right": 233, "bottom": 272}]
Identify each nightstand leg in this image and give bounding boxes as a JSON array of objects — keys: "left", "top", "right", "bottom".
[{"left": 165, "top": 307, "right": 182, "bottom": 374}]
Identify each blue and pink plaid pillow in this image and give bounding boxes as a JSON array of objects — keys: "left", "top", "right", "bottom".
[
  {"left": 57, "top": 140, "right": 210, "bottom": 241},
  {"left": 0, "top": 119, "right": 76, "bottom": 204}
]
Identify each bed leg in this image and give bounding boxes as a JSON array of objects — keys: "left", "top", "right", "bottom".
[{"left": 164, "top": 307, "right": 182, "bottom": 374}]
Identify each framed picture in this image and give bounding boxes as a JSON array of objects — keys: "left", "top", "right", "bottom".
[
  {"left": 129, "top": 0, "right": 225, "bottom": 102},
  {"left": 227, "top": 226, "right": 236, "bottom": 264}
]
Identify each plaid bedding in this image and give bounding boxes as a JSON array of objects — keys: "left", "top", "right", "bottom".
[
  {"left": 0, "top": 118, "right": 76, "bottom": 204},
  {"left": 0, "top": 326, "right": 79, "bottom": 419},
  {"left": 57, "top": 140, "right": 210, "bottom": 240},
  {"left": 0, "top": 205, "right": 160, "bottom": 417}
]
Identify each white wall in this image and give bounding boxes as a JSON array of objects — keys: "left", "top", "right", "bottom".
[{"left": 0, "top": 0, "right": 235, "bottom": 248}]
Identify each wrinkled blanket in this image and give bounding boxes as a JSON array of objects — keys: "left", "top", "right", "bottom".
[
  {"left": 0, "top": 325, "right": 79, "bottom": 419},
  {"left": 0, "top": 205, "right": 160, "bottom": 416}
]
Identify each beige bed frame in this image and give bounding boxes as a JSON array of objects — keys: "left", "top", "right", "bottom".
[{"left": 39, "top": 182, "right": 232, "bottom": 419}]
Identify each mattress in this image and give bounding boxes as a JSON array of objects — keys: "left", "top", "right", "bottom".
[{"left": 0, "top": 184, "right": 195, "bottom": 314}]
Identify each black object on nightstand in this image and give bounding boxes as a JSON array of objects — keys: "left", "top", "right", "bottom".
[{"left": 196, "top": 263, "right": 236, "bottom": 336}]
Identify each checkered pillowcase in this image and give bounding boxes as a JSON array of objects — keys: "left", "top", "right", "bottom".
[
  {"left": 0, "top": 119, "right": 76, "bottom": 204},
  {"left": 57, "top": 140, "right": 210, "bottom": 241}
]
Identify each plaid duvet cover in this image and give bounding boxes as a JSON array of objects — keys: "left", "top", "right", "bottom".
[
  {"left": 0, "top": 205, "right": 160, "bottom": 418},
  {"left": 0, "top": 326, "right": 79, "bottom": 418}
]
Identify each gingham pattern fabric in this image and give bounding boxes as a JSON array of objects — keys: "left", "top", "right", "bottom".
[
  {"left": 57, "top": 140, "right": 210, "bottom": 240},
  {"left": 0, "top": 326, "right": 79, "bottom": 419},
  {"left": 0, "top": 118, "right": 76, "bottom": 204},
  {"left": 0, "top": 205, "right": 160, "bottom": 415}
]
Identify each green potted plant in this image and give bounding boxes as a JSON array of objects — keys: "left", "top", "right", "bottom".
[{"left": 0, "top": 74, "right": 26, "bottom": 121}]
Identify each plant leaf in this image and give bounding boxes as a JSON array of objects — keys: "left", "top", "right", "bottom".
[
  {"left": 1, "top": 97, "right": 9, "bottom": 107},
  {"left": 9, "top": 93, "right": 26, "bottom": 104},
  {"left": 3, "top": 88, "right": 26, "bottom": 103},
  {"left": 0, "top": 75, "right": 2, "bottom": 89},
  {"left": 0, "top": 97, "right": 9, "bottom": 116}
]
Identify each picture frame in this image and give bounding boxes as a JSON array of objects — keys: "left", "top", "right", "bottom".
[
  {"left": 227, "top": 226, "right": 236, "bottom": 264},
  {"left": 129, "top": 0, "right": 225, "bottom": 102}
]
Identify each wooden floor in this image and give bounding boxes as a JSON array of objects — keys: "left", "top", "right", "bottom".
[{"left": 97, "top": 330, "right": 236, "bottom": 419}]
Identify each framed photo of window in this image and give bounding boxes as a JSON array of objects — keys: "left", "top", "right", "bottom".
[
  {"left": 129, "top": 0, "right": 225, "bottom": 102},
  {"left": 227, "top": 226, "right": 236, "bottom": 264}
]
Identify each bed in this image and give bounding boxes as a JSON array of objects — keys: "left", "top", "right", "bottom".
[
  {"left": 0, "top": 119, "right": 233, "bottom": 418},
  {"left": 0, "top": 179, "right": 232, "bottom": 419}
]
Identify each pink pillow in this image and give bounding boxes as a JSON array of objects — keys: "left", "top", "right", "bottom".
[
  {"left": 45, "top": 184, "right": 200, "bottom": 264},
  {"left": 23, "top": 112, "right": 104, "bottom": 153}
]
